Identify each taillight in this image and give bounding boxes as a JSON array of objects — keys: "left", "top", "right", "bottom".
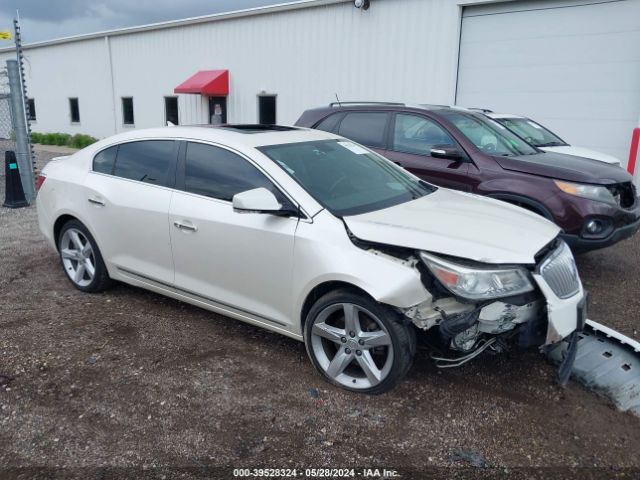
[{"left": 35, "top": 173, "right": 46, "bottom": 192}]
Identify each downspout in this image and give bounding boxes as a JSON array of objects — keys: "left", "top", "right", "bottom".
[{"left": 104, "top": 35, "right": 117, "bottom": 135}]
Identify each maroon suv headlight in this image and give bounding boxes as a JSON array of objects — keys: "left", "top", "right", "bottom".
[{"left": 554, "top": 180, "right": 618, "bottom": 206}]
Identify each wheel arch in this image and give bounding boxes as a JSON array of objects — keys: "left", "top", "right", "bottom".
[
  {"left": 52, "top": 214, "right": 108, "bottom": 272},
  {"left": 53, "top": 214, "right": 80, "bottom": 250},
  {"left": 300, "top": 281, "right": 375, "bottom": 329},
  {"left": 486, "top": 192, "right": 555, "bottom": 221}
]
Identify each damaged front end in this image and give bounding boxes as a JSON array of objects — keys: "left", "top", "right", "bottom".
[{"left": 401, "top": 239, "right": 586, "bottom": 381}]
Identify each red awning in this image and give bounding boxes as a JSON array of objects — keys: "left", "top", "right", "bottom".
[{"left": 174, "top": 70, "right": 229, "bottom": 96}]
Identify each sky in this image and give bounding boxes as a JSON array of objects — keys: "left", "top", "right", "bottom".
[{"left": 0, "top": 0, "right": 288, "bottom": 43}]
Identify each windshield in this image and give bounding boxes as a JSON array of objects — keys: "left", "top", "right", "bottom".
[
  {"left": 440, "top": 111, "right": 538, "bottom": 156},
  {"left": 259, "top": 140, "right": 436, "bottom": 216},
  {"left": 494, "top": 117, "right": 567, "bottom": 148}
]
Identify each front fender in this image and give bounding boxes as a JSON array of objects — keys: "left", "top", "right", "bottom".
[{"left": 292, "top": 214, "right": 430, "bottom": 333}]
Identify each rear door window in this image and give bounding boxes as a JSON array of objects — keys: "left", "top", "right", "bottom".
[
  {"left": 315, "top": 113, "right": 343, "bottom": 133},
  {"left": 184, "top": 142, "right": 285, "bottom": 202},
  {"left": 93, "top": 146, "right": 118, "bottom": 174},
  {"left": 337, "top": 112, "right": 389, "bottom": 148},
  {"left": 113, "top": 140, "right": 177, "bottom": 186},
  {"left": 392, "top": 114, "right": 455, "bottom": 155}
]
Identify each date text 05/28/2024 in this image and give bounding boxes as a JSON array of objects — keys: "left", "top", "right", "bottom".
[{"left": 232, "top": 468, "right": 400, "bottom": 478}]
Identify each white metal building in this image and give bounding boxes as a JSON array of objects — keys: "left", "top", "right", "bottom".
[{"left": 1, "top": 0, "right": 639, "bottom": 165}]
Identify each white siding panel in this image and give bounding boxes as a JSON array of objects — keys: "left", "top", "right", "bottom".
[
  {"left": 0, "top": 0, "right": 515, "bottom": 138},
  {"left": 106, "top": 0, "right": 463, "bottom": 130},
  {"left": 457, "top": 0, "right": 640, "bottom": 163},
  {"left": 4, "top": 39, "right": 114, "bottom": 137}
]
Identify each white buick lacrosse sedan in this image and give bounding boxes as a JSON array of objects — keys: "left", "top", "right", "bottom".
[{"left": 36, "top": 125, "right": 586, "bottom": 393}]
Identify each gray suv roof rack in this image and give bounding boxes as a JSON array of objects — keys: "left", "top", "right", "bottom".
[{"left": 329, "top": 101, "right": 406, "bottom": 107}]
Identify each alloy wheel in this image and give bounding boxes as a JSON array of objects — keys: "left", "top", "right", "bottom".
[
  {"left": 310, "top": 302, "right": 394, "bottom": 389},
  {"left": 60, "top": 228, "right": 96, "bottom": 288}
]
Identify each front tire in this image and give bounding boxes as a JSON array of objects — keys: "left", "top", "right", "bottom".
[
  {"left": 58, "top": 220, "right": 112, "bottom": 293},
  {"left": 304, "top": 289, "right": 416, "bottom": 394}
]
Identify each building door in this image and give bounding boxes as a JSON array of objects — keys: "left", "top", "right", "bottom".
[
  {"left": 258, "top": 95, "right": 277, "bottom": 124},
  {"left": 208, "top": 96, "right": 227, "bottom": 124},
  {"left": 456, "top": 0, "right": 640, "bottom": 164},
  {"left": 164, "top": 96, "right": 179, "bottom": 125}
]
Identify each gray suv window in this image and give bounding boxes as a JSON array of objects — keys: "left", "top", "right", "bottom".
[
  {"left": 337, "top": 112, "right": 389, "bottom": 148},
  {"left": 393, "top": 114, "right": 455, "bottom": 155},
  {"left": 315, "top": 113, "right": 343, "bottom": 132}
]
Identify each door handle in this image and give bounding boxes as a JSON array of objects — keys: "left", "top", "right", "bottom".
[
  {"left": 88, "top": 197, "right": 105, "bottom": 206},
  {"left": 173, "top": 221, "right": 198, "bottom": 232}
]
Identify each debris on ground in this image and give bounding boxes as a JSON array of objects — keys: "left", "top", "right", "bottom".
[
  {"left": 0, "top": 373, "right": 15, "bottom": 387},
  {"left": 450, "top": 448, "right": 489, "bottom": 468}
]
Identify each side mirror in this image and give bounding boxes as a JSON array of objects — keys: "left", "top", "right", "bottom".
[
  {"left": 430, "top": 144, "right": 462, "bottom": 160},
  {"left": 232, "top": 188, "right": 298, "bottom": 217}
]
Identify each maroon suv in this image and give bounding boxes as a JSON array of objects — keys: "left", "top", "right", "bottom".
[{"left": 296, "top": 103, "right": 640, "bottom": 252}]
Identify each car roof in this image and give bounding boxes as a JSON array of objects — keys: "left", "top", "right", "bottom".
[
  {"left": 484, "top": 112, "right": 525, "bottom": 119},
  {"left": 90, "top": 124, "right": 343, "bottom": 151},
  {"left": 313, "top": 102, "right": 479, "bottom": 114}
]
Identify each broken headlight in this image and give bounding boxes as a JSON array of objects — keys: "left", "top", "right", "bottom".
[{"left": 419, "top": 252, "right": 534, "bottom": 301}]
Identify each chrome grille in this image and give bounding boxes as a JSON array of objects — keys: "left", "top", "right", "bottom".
[{"left": 539, "top": 242, "right": 580, "bottom": 299}]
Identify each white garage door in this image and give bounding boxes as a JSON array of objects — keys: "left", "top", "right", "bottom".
[{"left": 456, "top": 0, "right": 640, "bottom": 165}]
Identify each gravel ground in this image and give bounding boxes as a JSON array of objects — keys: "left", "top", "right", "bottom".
[{"left": 1, "top": 150, "right": 640, "bottom": 479}]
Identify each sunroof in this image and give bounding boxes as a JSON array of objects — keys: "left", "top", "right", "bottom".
[{"left": 218, "top": 124, "right": 299, "bottom": 134}]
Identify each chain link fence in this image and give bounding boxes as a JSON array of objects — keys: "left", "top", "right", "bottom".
[{"left": 0, "top": 91, "right": 17, "bottom": 195}]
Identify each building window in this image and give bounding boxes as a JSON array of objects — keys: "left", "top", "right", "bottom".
[
  {"left": 69, "top": 98, "right": 80, "bottom": 123},
  {"left": 258, "top": 95, "right": 277, "bottom": 125},
  {"left": 27, "top": 98, "right": 36, "bottom": 122},
  {"left": 164, "top": 96, "right": 179, "bottom": 125},
  {"left": 122, "top": 97, "right": 134, "bottom": 125}
]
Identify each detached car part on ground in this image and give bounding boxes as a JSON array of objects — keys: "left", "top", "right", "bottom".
[
  {"left": 550, "top": 320, "right": 640, "bottom": 416},
  {"left": 476, "top": 110, "right": 623, "bottom": 166},
  {"left": 37, "top": 125, "right": 585, "bottom": 393},
  {"left": 296, "top": 104, "right": 640, "bottom": 252}
]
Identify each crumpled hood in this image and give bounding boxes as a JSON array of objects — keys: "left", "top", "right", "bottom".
[
  {"left": 541, "top": 146, "right": 622, "bottom": 166},
  {"left": 344, "top": 188, "right": 560, "bottom": 264},
  {"left": 493, "top": 151, "right": 632, "bottom": 184}
]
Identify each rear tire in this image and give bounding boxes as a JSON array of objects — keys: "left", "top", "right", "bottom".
[
  {"left": 58, "top": 220, "right": 112, "bottom": 293},
  {"left": 304, "top": 289, "right": 416, "bottom": 394}
]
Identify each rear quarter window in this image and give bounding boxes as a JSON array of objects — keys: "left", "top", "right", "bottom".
[
  {"left": 315, "top": 113, "right": 343, "bottom": 132},
  {"left": 92, "top": 146, "right": 117, "bottom": 174}
]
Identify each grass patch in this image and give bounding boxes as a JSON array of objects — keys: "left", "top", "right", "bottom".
[{"left": 31, "top": 132, "right": 98, "bottom": 149}]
